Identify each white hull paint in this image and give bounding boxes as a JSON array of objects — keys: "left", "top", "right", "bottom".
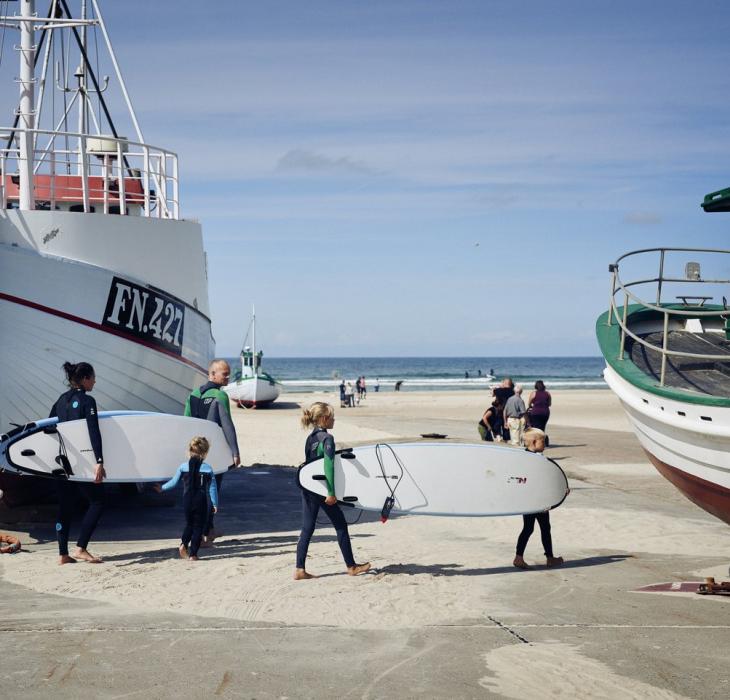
[
  {"left": 0, "top": 214, "right": 213, "bottom": 432},
  {"left": 603, "top": 366, "right": 730, "bottom": 493},
  {"left": 224, "top": 376, "right": 280, "bottom": 407}
]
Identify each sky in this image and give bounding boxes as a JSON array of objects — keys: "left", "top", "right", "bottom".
[{"left": 6, "top": 0, "right": 730, "bottom": 356}]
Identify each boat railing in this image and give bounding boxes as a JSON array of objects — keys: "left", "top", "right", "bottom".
[
  {"left": 0, "top": 128, "right": 179, "bottom": 219},
  {"left": 607, "top": 247, "right": 730, "bottom": 386}
]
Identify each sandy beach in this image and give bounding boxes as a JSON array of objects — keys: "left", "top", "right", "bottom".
[{"left": 2, "top": 389, "right": 730, "bottom": 698}]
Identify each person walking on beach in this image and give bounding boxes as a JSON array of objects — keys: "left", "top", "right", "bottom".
[
  {"left": 478, "top": 397, "right": 503, "bottom": 442},
  {"left": 360, "top": 376, "right": 367, "bottom": 399},
  {"left": 527, "top": 380, "right": 552, "bottom": 445},
  {"left": 503, "top": 383, "right": 526, "bottom": 446},
  {"left": 50, "top": 361, "right": 106, "bottom": 565},
  {"left": 295, "top": 402, "right": 371, "bottom": 580},
  {"left": 339, "top": 380, "right": 346, "bottom": 408},
  {"left": 154, "top": 436, "right": 218, "bottom": 561},
  {"left": 184, "top": 359, "right": 240, "bottom": 544},
  {"left": 513, "top": 429, "right": 564, "bottom": 569},
  {"left": 493, "top": 378, "right": 515, "bottom": 441}
]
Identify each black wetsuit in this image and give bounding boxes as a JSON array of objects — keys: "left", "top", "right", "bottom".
[
  {"left": 49, "top": 389, "right": 105, "bottom": 556},
  {"left": 296, "top": 428, "right": 355, "bottom": 569}
]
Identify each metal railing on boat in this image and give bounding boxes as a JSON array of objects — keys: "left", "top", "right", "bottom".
[
  {"left": 606, "top": 247, "right": 730, "bottom": 386},
  {"left": 0, "top": 128, "right": 179, "bottom": 219}
]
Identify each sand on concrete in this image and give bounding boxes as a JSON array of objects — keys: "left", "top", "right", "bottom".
[{"left": 3, "top": 388, "right": 730, "bottom": 699}]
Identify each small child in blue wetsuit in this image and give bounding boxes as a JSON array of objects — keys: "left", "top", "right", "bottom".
[
  {"left": 295, "top": 402, "right": 371, "bottom": 580},
  {"left": 155, "top": 436, "right": 218, "bottom": 561}
]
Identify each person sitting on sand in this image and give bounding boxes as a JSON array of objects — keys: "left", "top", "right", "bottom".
[
  {"left": 295, "top": 402, "right": 371, "bottom": 580},
  {"left": 50, "top": 361, "right": 106, "bottom": 565},
  {"left": 513, "top": 428, "right": 564, "bottom": 570},
  {"left": 154, "top": 436, "right": 219, "bottom": 561}
]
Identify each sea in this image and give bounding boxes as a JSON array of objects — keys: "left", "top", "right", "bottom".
[{"left": 224, "top": 356, "right": 607, "bottom": 394}]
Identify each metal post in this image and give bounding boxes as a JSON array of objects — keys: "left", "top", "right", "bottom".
[
  {"left": 116, "top": 141, "right": 125, "bottom": 215},
  {"left": 0, "top": 153, "right": 6, "bottom": 210},
  {"left": 49, "top": 148, "right": 55, "bottom": 210},
  {"left": 660, "top": 311, "right": 669, "bottom": 386},
  {"left": 102, "top": 153, "right": 109, "bottom": 214},
  {"left": 79, "top": 134, "right": 89, "bottom": 212},
  {"left": 607, "top": 268, "right": 617, "bottom": 327},
  {"left": 143, "top": 145, "right": 150, "bottom": 216},
  {"left": 171, "top": 154, "right": 178, "bottom": 219},
  {"left": 656, "top": 249, "right": 665, "bottom": 305},
  {"left": 18, "top": 0, "right": 36, "bottom": 211},
  {"left": 619, "top": 293, "right": 629, "bottom": 360}
]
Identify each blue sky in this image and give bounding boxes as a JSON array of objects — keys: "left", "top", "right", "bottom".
[{"left": 7, "top": 1, "right": 730, "bottom": 356}]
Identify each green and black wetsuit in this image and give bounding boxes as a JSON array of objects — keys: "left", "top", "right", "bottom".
[{"left": 296, "top": 427, "right": 355, "bottom": 569}]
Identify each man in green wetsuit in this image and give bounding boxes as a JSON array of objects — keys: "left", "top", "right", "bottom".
[{"left": 185, "top": 359, "right": 241, "bottom": 541}]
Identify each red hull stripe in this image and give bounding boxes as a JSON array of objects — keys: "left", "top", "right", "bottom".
[
  {"left": 644, "top": 449, "right": 730, "bottom": 526},
  {"left": 0, "top": 291, "right": 206, "bottom": 375}
]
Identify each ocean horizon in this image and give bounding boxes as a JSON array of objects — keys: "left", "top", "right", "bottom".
[{"left": 225, "top": 356, "right": 607, "bottom": 393}]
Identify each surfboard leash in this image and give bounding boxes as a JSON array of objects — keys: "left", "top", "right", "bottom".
[{"left": 374, "top": 443, "right": 404, "bottom": 523}]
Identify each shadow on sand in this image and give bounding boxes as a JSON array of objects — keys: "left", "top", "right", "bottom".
[{"left": 378, "top": 554, "right": 633, "bottom": 577}]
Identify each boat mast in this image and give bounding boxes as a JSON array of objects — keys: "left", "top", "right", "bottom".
[
  {"left": 18, "top": 0, "right": 36, "bottom": 211},
  {"left": 252, "top": 305, "right": 257, "bottom": 376},
  {"left": 76, "top": 0, "right": 87, "bottom": 174}
]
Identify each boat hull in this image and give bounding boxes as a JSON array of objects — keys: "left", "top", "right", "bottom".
[
  {"left": 603, "top": 366, "right": 730, "bottom": 525},
  {"left": 224, "top": 376, "right": 280, "bottom": 409}
]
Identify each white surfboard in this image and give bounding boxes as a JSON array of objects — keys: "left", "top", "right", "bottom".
[
  {"left": 0, "top": 412, "right": 235, "bottom": 483},
  {"left": 298, "top": 442, "right": 569, "bottom": 517}
]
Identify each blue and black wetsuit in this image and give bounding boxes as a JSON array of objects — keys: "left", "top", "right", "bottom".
[
  {"left": 185, "top": 380, "right": 239, "bottom": 537},
  {"left": 161, "top": 459, "right": 219, "bottom": 557},
  {"left": 49, "top": 388, "right": 105, "bottom": 557},
  {"left": 296, "top": 427, "right": 355, "bottom": 570}
]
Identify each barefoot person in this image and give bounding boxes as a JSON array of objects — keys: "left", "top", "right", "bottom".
[
  {"left": 295, "top": 402, "right": 370, "bottom": 580},
  {"left": 49, "top": 361, "right": 106, "bottom": 565},
  {"left": 184, "top": 359, "right": 240, "bottom": 545},
  {"left": 154, "top": 436, "right": 218, "bottom": 561},
  {"left": 513, "top": 428, "right": 564, "bottom": 569}
]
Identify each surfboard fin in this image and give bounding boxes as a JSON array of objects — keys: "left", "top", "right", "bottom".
[{"left": 380, "top": 496, "right": 395, "bottom": 523}]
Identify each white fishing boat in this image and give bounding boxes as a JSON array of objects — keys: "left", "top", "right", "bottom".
[
  {"left": 596, "top": 210, "right": 730, "bottom": 525},
  {"left": 0, "top": 2, "right": 213, "bottom": 503},
  {"left": 224, "top": 308, "right": 280, "bottom": 408}
]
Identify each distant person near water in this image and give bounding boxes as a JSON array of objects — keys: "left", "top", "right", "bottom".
[
  {"left": 374, "top": 378, "right": 380, "bottom": 392},
  {"left": 394, "top": 380, "right": 403, "bottom": 391},
  {"left": 478, "top": 397, "right": 503, "bottom": 442},
  {"left": 504, "top": 384, "right": 527, "bottom": 447},
  {"left": 345, "top": 380, "right": 355, "bottom": 407},
  {"left": 184, "top": 359, "right": 240, "bottom": 545},
  {"left": 527, "top": 380, "right": 552, "bottom": 445},
  {"left": 360, "top": 376, "right": 367, "bottom": 399},
  {"left": 154, "top": 436, "right": 219, "bottom": 561},
  {"left": 513, "top": 429, "right": 564, "bottom": 569},
  {"left": 295, "top": 402, "right": 371, "bottom": 580},
  {"left": 50, "top": 361, "right": 106, "bottom": 565}
]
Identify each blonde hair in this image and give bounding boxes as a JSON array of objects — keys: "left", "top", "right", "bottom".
[
  {"left": 301, "top": 401, "right": 334, "bottom": 429},
  {"left": 523, "top": 428, "right": 545, "bottom": 447},
  {"left": 188, "top": 436, "right": 210, "bottom": 459},
  {"left": 208, "top": 358, "right": 230, "bottom": 372}
]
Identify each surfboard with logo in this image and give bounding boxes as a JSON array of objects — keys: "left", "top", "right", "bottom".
[
  {"left": 0, "top": 412, "right": 235, "bottom": 482},
  {"left": 298, "top": 442, "right": 569, "bottom": 517}
]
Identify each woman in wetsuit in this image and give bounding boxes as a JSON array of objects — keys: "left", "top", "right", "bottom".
[
  {"left": 50, "top": 361, "right": 106, "bottom": 565},
  {"left": 513, "top": 429, "right": 564, "bottom": 570},
  {"left": 295, "top": 402, "right": 371, "bottom": 580}
]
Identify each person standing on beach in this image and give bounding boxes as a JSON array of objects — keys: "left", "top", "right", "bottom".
[
  {"left": 527, "top": 380, "right": 552, "bottom": 444},
  {"left": 184, "top": 359, "right": 240, "bottom": 543},
  {"left": 345, "top": 380, "right": 355, "bottom": 407},
  {"left": 295, "top": 402, "right": 371, "bottom": 580},
  {"left": 375, "top": 378, "right": 380, "bottom": 392},
  {"left": 513, "top": 429, "right": 564, "bottom": 569},
  {"left": 50, "top": 361, "right": 106, "bottom": 565},
  {"left": 493, "top": 378, "right": 515, "bottom": 442},
  {"left": 504, "top": 384, "right": 527, "bottom": 446},
  {"left": 339, "top": 380, "right": 346, "bottom": 408},
  {"left": 360, "top": 376, "right": 366, "bottom": 399},
  {"left": 154, "top": 436, "right": 218, "bottom": 561}
]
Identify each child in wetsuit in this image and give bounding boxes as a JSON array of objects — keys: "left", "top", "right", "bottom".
[
  {"left": 513, "top": 428, "right": 564, "bottom": 569},
  {"left": 155, "top": 436, "right": 218, "bottom": 561},
  {"left": 295, "top": 402, "right": 371, "bottom": 580}
]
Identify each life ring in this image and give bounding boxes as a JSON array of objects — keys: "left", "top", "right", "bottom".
[{"left": 0, "top": 533, "right": 21, "bottom": 554}]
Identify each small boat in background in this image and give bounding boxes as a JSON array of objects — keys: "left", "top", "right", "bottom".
[{"left": 224, "top": 308, "right": 281, "bottom": 408}]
